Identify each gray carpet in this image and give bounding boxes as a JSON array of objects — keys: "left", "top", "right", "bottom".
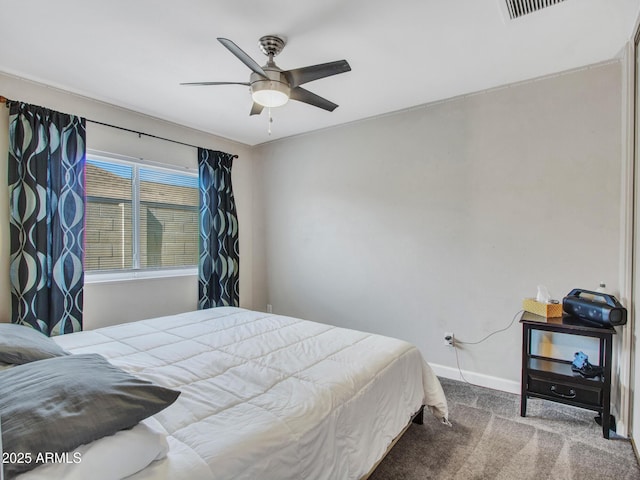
[{"left": 370, "top": 378, "right": 640, "bottom": 479}]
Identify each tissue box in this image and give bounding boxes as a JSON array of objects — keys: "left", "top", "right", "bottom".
[{"left": 522, "top": 298, "right": 563, "bottom": 318}]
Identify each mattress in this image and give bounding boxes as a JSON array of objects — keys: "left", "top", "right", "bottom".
[{"left": 53, "top": 307, "right": 448, "bottom": 479}]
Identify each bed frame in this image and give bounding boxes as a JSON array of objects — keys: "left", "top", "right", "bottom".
[{"left": 361, "top": 405, "right": 425, "bottom": 479}]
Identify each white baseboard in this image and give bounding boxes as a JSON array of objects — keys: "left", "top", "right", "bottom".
[
  {"left": 611, "top": 404, "right": 628, "bottom": 438},
  {"left": 430, "top": 363, "right": 521, "bottom": 395}
]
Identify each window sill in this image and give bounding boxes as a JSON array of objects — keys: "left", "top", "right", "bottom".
[{"left": 85, "top": 267, "right": 198, "bottom": 285}]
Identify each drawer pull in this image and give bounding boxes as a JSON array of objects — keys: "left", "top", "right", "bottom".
[{"left": 550, "top": 385, "right": 576, "bottom": 399}]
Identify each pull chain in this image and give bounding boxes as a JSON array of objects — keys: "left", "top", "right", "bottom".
[{"left": 268, "top": 107, "right": 273, "bottom": 135}]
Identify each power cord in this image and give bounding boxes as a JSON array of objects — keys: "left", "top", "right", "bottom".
[
  {"left": 455, "top": 309, "right": 522, "bottom": 346},
  {"left": 450, "top": 309, "right": 523, "bottom": 388}
]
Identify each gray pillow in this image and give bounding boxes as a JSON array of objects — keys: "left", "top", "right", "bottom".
[
  {"left": 0, "top": 323, "right": 69, "bottom": 364},
  {"left": 0, "top": 353, "right": 180, "bottom": 478}
]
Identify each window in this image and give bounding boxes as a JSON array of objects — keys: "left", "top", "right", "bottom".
[{"left": 85, "top": 155, "right": 199, "bottom": 276}]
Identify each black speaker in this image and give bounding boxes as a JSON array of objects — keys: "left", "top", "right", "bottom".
[{"left": 562, "top": 289, "right": 627, "bottom": 326}]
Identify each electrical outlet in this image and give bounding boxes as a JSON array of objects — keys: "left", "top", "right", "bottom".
[
  {"left": 444, "top": 332, "right": 454, "bottom": 347},
  {"left": 267, "top": 304, "right": 273, "bottom": 314}
]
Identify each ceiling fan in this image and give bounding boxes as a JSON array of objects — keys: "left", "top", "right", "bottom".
[{"left": 181, "top": 35, "right": 351, "bottom": 116}]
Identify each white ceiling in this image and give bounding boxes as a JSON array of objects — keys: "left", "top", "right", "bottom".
[{"left": 0, "top": 0, "right": 638, "bottom": 146}]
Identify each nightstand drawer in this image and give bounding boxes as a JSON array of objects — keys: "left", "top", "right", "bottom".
[{"left": 528, "top": 375, "right": 602, "bottom": 406}]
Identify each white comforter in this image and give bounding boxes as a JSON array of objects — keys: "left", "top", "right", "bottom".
[{"left": 54, "top": 307, "right": 448, "bottom": 480}]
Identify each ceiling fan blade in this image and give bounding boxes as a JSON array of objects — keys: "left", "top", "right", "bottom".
[
  {"left": 180, "top": 81, "right": 250, "bottom": 86},
  {"left": 289, "top": 87, "right": 339, "bottom": 112},
  {"left": 284, "top": 60, "right": 351, "bottom": 88},
  {"left": 217, "top": 38, "right": 268, "bottom": 78},
  {"left": 250, "top": 102, "right": 264, "bottom": 116}
]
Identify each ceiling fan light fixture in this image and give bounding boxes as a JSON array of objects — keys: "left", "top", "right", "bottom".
[{"left": 251, "top": 80, "right": 290, "bottom": 107}]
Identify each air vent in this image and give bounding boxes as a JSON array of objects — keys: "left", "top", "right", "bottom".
[{"left": 504, "top": 0, "right": 568, "bottom": 19}]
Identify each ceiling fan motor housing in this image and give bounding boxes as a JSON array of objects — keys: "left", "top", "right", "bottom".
[{"left": 250, "top": 69, "right": 291, "bottom": 107}]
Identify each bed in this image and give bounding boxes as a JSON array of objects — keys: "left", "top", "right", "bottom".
[{"left": 5, "top": 307, "right": 448, "bottom": 479}]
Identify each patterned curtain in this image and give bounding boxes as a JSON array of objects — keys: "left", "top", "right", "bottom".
[
  {"left": 198, "top": 148, "right": 239, "bottom": 308},
  {"left": 7, "top": 101, "right": 86, "bottom": 335}
]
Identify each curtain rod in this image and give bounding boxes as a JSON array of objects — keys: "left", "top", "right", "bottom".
[{"left": 0, "top": 95, "right": 238, "bottom": 158}]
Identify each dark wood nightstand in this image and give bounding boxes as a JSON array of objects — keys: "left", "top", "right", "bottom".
[{"left": 519, "top": 311, "right": 615, "bottom": 438}]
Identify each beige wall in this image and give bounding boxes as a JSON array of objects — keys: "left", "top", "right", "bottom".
[
  {"left": 0, "top": 73, "right": 255, "bottom": 329},
  {"left": 252, "top": 61, "right": 624, "bottom": 386},
  {"left": 0, "top": 62, "right": 627, "bottom": 391}
]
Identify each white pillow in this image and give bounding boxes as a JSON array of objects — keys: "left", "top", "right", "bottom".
[{"left": 15, "top": 418, "right": 168, "bottom": 480}]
